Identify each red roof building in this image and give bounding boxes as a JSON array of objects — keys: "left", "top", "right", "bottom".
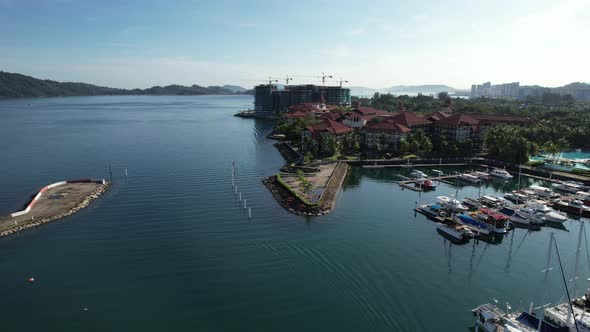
[
  {"left": 305, "top": 119, "right": 354, "bottom": 137},
  {"left": 361, "top": 119, "right": 411, "bottom": 150}
]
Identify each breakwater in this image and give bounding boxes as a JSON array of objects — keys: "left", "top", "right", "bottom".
[{"left": 0, "top": 181, "right": 110, "bottom": 238}]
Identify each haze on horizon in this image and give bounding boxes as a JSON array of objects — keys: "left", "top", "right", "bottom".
[{"left": 0, "top": 0, "right": 588, "bottom": 90}]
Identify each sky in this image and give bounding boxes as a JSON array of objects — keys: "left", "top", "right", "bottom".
[{"left": 0, "top": 0, "right": 589, "bottom": 89}]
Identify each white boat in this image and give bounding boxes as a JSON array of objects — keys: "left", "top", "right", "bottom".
[
  {"left": 436, "top": 223, "right": 472, "bottom": 241},
  {"left": 545, "top": 210, "right": 568, "bottom": 223},
  {"left": 490, "top": 168, "right": 513, "bottom": 179},
  {"left": 529, "top": 185, "right": 560, "bottom": 200},
  {"left": 409, "top": 170, "right": 428, "bottom": 178},
  {"left": 509, "top": 207, "right": 541, "bottom": 226},
  {"left": 459, "top": 173, "right": 481, "bottom": 184},
  {"left": 526, "top": 200, "right": 568, "bottom": 223},
  {"left": 528, "top": 211, "right": 547, "bottom": 225},
  {"left": 576, "top": 191, "right": 590, "bottom": 205},
  {"left": 504, "top": 191, "right": 529, "bottom": 203},
  {"left": 472, "top": 303, "right": 538, "bottom": 332},
  {"left": 479, "top": 195, "right": 506, "bottom": 208},
  {"left": 473, "top": 171, "right": 492, "bottom": 180},
  {"left": 437, "top": 196, "right": 468, "bottom": 212},
  {"left": 552, "top": 182, "right": 583, "bottom": 194}
]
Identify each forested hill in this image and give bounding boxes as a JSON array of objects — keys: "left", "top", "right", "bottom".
[{"left": 0, "top": 71, "right": 238, "bottom": 98}]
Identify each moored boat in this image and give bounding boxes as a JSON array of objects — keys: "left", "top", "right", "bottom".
[
  {"left": 454, "top": 213, "right": 491, "bottom": 235},
  {"left": 437, "top": 196, "right": 469, "bottom": 212},
  {"left": 459, "top": 173, "right": 481, "bottom": 184},
  {"left": 551, "top": 198, "right": 590, "bottom": 217},
  {"left": 473, "top": 207, "right": 510, "bottom": 234},
  {"left": 489, "top": 168, "right": 513, "bottom": 179},
  {"left": 473, "top": 171, "right": 492, "bottom": 181},
  {"left": 436, "top": 223, "right": 472, "bottom": 242},
  {"left": 414, "top": 177, "right": 436, "bottom": 190}
]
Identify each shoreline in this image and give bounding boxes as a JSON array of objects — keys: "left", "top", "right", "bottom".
[{"left": 0, "top": 182, "right": 110, "bottom": 238}]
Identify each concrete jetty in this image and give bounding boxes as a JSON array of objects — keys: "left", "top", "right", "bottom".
[{"left": 0, "top": 179, "right": 109, "bottom": 238}]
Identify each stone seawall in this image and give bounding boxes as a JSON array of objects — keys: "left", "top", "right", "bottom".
[
  {"left": 0, "top": 183, "right": 110, "bottom": 238},
  {"left": 263, "top": 162, "right": 349, "bottom": 216}
]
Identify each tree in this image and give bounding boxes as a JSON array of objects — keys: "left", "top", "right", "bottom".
[
  {"left": 437, "top": 91, "right": 449, "bottom": 101},
  {"left": 320, "top": 134, "right": 338, "bottom": 157}
]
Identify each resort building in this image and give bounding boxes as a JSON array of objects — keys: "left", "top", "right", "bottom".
[{"left": 361, "top": 120, "right": 411, "bottom": 150}]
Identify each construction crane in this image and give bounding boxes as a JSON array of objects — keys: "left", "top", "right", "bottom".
[
  {"left": 339, "top": 78, "right": 349, "bottom": 88},
  {"left": 321, "top": 72, "right": 332, "bottom": 86},
  {"left": 267, "top": 76, "right": 279, "bottom": 85},
  {"left": 284, "top": 75, "right": 292, "bottom": 85}
]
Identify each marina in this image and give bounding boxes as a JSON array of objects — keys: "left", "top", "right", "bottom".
[{"left": 1, "top": 95, "right": 590, "bottom": 332}]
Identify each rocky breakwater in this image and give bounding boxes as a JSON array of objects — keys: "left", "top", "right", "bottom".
[
  {"left": 0, "top": 183, "right": 110, "bottom": 238},
  {"left": 263, "top": 162, "right": 349, "bottom": 216}
]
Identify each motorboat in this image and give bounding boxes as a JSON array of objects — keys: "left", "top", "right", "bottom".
[
  {"left": 489, "top": 168, "right": 513, "bottom": 179},
  {"left": 473, "top": 171, "right": 491, "bottom": 181},
  {"left": 509, "top": 207, "right": 540, "bottom": 226},
  {"left": 529, "top": 185, "right": 561, "bottom": 200},
  {"left": 552, "top": 181, "right": 584, "bottom": 194},
  {"left": 576, "top": 191, "right": 590, "bottom": 206},
  {"left": 463, "top": 197, "right": 483, "bottom": 210},
  {"left": 437, "top": 196, "right": 469, "bottom": 212},
  {"left": 459, "top": 173, "right": 481, "bottom": 184},
  {"left": 479, "top": 195, "right": 506, "bottom": 208},
  {"left": 552, "top": 198, "right": 590, "bottom": 217},
  {"left": 504, "top": 191, "right": 529, "bottom": 204},
  {"left": 415, "top": 204, "right": 445, "bottom": 219},
  {"left": 528, "top": 211, "right": 547, "bottom": 225},
  {"left": 414, "top": 177, "right": 436, "bottom": 190},
  {"left": 526, "top": 200, "right": 568, "bottom": 223},
  {"left": 455, "top": 213, "right": 491, "bottom": 235},
  {"left": 409, "top": 170, "right": 428, "bottom": 178},
  {"left": 436, "top": 223, "right": 473, "bottom": 242}
]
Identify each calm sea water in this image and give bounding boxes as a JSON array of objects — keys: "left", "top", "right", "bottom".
[{"left": 0, "top": 95, "right": 588, "bottom": 331}]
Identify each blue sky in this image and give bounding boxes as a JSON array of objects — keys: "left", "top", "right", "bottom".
[{"left": 1, "top": 0, "right": 588, "bottom": 89}]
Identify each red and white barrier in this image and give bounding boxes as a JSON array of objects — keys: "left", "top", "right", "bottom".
[{"left": 10, "top": 179, "right": 105, "bottom": 218}]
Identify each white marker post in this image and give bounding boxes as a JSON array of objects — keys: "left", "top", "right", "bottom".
[
  {"left": 239, "top": 192, "right": 242, "bottom": 201},
  {"left": 248, "top": 207, "right": 252, "bottom": 219},
  {"left": 244, "top": 199, "right": 247, "bottom": 208}
]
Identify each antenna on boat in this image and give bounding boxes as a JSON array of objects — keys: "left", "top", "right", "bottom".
[{"left": 554, "top": 234, "right": 581, "bottom": 332}]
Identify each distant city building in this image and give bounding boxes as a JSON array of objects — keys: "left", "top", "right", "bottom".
[
  {"left": 254, "top": 84, "right": 351, "bottom": 117},
  {"left": 471, "top": 81, "right": 520, "bottom": 99}
]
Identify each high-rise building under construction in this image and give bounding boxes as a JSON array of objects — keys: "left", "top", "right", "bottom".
[{"left": 254, "top": 84, "right": 351, "bottom": 117}]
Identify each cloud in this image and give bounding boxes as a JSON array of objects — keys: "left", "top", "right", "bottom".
[{"left": 347, "top": 27, "right": 365, "bottom": 36}]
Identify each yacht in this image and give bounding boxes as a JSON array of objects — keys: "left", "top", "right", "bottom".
[
  {"left": 459, "top": 173, "right": 481, "bottom": 184},
  {"left": 509, "top": 207, "right": 541, "bottom": 226},
  {"left": 490, "top": 168, "right": 513, "bottom": 179},
  {"left": 479, "top": 195, "right": 506, "bottom": 208},
  {"left": 473, "top": 303, "right": 562, "bottom": 332},
  {"left": 437, "top": 196, "right": 469, "bottom": 212},
  {"left": 552, "top": 199, "right": 590, "bottom": 217},
  {"left": 463, "top": 197, "right": 483, "bottom": 210},
  {"left": 527, "top": 200, "right": 568, "bottom": 223},
  {"left": 504, "top": 191, "right": 529, "bottom": 204},
  {"left": 415, "top": 204, "right": 445, "bottom": 219},
  {"left": 552, "top": 181, "right": 584, "bottom": 194},
  {"left": 528, "top": 211, "right": 547, "bottom": 225},
  {"left": 529, "top": 185, "right": 561, "bottom": 200}
]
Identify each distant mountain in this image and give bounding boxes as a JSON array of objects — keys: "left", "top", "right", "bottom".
[
  {"left": 349, "top": 86, "right": 380, "bottom": 96},
  {"left": 222, "top": 85, "right": 247, "bottom": 93},
  {"left": 0, "top": 71, "right": 240, "bottom": 98}
]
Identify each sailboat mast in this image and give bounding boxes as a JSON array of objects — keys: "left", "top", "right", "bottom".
[
  {"left": 572, "top": 221, "right": 585, "bottom": 300},
  {"left": 554, "top": 236, "right": 581, "bottom": 332},
  {"left": 537, "top": 232, "right": 554, "bottom": 332}
]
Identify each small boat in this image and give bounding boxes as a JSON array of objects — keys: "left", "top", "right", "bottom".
[
  {"left": 459, "top": 173, "right": 481, "bottom": 184},
  {"left": 463, "top": 197, "right": 483, "bottom": 210},
  {"left": 504, "top": 191, "right": 529, "bottom": 204},
  {"left": 432, "top": 169, "right": 444, "bottom": 177},
  {"left": 552, "top": 198, "right": 590, "bottom": 217},
  {"left": 472, "top": 303, "right": 539, "bottom": 332},
  {"left": 437, "top": 196, "right": 469, "bottom": 212},
  {"left": 415, "top": 204, "right": 445, "bottom": 219},
  {"left": 436, "top": 223, "right": 474, "bottom": 242},
  {"left": 545, "top": 210, "right": 568, "bottom": 223},
  {"left": 489, "top": 168, "right": 513, "bottom": 179},
  {"left": 473, "top": 171, "right": 491, "bottom": 180},
  {"left": 409, "top": 170, "right": 428, "bottom": 178},
  {"left": 509, "top": 207, "right": 541, "bottom": 226},
  {"left": 455, "top": 214, "right": 491, "bottom": 235},
  {"left": 552, "top": 182, "right": 583, "bottom": 194},
  {"left": 576, "top": 191, "right": 590, "bottom": 206},
  {"left": 478, "top": 195, "right": 506, "bottom": 208},
  {"left": 414, "top": 177, "right": 436, "bottom": 190}
]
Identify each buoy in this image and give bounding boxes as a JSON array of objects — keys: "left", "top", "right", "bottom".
[
  {"left": 28, "top": 277, "right": 35, "bottom": 283},
  {"left": 83, "top": 308, "right": 88, "bottom": 311}
]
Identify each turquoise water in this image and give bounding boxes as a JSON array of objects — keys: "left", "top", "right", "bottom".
[{"left": 0, "top": 95, "right": 588, "bottom": 331}]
